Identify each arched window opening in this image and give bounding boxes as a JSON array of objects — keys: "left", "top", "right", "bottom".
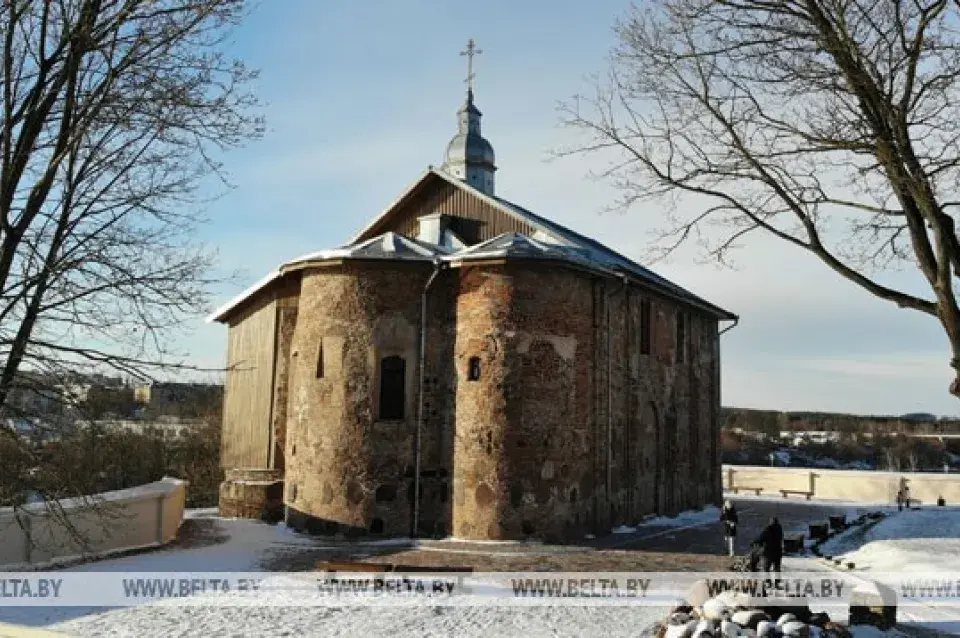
[
  {"left": 468, "top": 356, "right": 481, "bottom": 381},
  {"left": 379, "top": 355, "right": 406, "bottom": 420}
]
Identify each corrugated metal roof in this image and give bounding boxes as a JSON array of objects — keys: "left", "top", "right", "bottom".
[
  {"left": 206, "top": 233, "right": 445, "bottom": 323},
  {"left": 285, "top": 232, "right": 446, "bottom": 265},
  {"left": 447, "top": 232, "right": 604, "bottom": 270},
  {"left": 490, "top": 195, "right": 729, "bottom": 316},
  {"left": 210, "top": 169, "right": 737, "bottom": 323},
  {"left": 421, "top": 169, "right": 736, "bottom": 320}
]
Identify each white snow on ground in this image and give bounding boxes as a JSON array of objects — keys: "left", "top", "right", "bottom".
[
  {"left": 0, "top": 509, "right": 713, "bottom": 637},
  {"left": 0, "top": 505, "right": 947, "bottom": 637},
  {"left": 725, "top": 491, "right": 900, "bottom": 511},
  {"left": 609, "top": 507, "right": 721, "bottom": 537},
  {"left": 643, "top": 506, "right": 722, "bottom": 528},
  {"left": 820, "top": 507, "right": 960, "bottom": 573},
  {"left": 53, "top": 603, "right": 670, "bottom": 638},
  {"left": 811, "top": 507, "right": 960, "bottom": 635},
  {"left": 717, "top": 496, "right": 960, "bottom": 635},
  {"left": 184, "top": 507, "right": 219, "bottom": 519},
  {"left": 69, "top": 516, "right": 317, "bottom": 573},
  {"left": 0, "top": 515, "right": 323, "bottom": 630}
]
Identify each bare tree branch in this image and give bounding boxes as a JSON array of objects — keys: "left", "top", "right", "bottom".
[
  {"left": 0, "top": 0, "right": 261, "bottom": 543},
  {"left": 558, "top": 0, "right": 960, "bottom": 398}
]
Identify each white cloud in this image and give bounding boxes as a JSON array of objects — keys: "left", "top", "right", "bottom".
[{"left": 794, "top": 355, "right": 946, "bottom": 380}]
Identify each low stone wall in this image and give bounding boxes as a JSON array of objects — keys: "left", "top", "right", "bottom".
[
  {"left": 724, "top": 464, "right": 960, "bottom": 504},
  {"left": 219, "top": 468, "right": 284, "bottom": 522},
  {"left": 0, "top": 621, "right": 67, "bottom": 636},
  {"left": 0, "top": 477, "right": 187, "bottom": 569}
]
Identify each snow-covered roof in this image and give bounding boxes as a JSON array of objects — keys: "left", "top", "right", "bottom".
[
  {"left": 352, "top": 169, "right": 736, "bottom": 320},
  {"left": 206, "top": 233, "right": 445, "bottom": 323},
  {"left": 446, "top": 232, "right": 602, "bottom": 272},
  {"left": 284, "top": 231, "right": 446, "bottom": 266},
  {"left": 207, "top": 269, "right": 283, "bottom": 324},
  {"left": 209, "top": 169, "right": 737, "bottom": 323},
  {"left": 491, "top": 194, "right": 708, "bottom": 307}
]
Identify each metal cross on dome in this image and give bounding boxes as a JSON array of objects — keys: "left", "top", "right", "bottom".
[{"left": 460, "top": 38, "right": 482, "bottom": 92}]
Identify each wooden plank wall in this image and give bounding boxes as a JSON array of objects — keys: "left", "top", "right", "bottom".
[
  {"left": 362, "top": 180, "right": 535, "bottom": 244},
  {"left": 221, "top": 294, "right": 278, "bottom": 469}
]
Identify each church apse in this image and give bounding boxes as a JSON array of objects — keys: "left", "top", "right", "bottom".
[{"left": 283, "top": 262, "right": 456, "bottom": 537}]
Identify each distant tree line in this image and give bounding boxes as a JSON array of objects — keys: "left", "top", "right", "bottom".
[
  {"left": 722, "top": 427, "right": 960, "bottom": 472},
  {"left": 0, "top": 405, "right": 222, "bottom": 509},
  {"left": 721, "top": 407, "right": 960, "bottom": 436}
]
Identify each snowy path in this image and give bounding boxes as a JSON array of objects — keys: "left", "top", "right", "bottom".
[
  {"left": 816, "top": 506, "right": 960, "bottom": 635},
  {"left": 711, "top": 495, "right": 960, "bottom": 635},
  {"left": 2, "top": 502, "right": 958, "bottom": 637},
  {"left": 47, "top": 601, "right": 670, "bottom": 638},
  {"left": 0, "top": 513, "right": 680, "bottom": 637}
]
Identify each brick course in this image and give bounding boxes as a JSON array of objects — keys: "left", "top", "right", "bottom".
[{"left": 272, "top": 260, "right": 721, "bottom": 540}]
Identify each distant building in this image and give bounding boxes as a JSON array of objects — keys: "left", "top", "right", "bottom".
[
  {"left": 134, "top": 382, "right": 222, "bottom": 416},
  {"left": 85, "top": 418, "right": 206, "bottom": 440}
]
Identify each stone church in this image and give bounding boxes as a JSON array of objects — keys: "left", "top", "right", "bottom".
[{"left": 211, "top": 54, "right": 737, "bottom": 541}]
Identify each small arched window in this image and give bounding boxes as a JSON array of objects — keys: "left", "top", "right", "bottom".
[
  {"left": 379, "top": 355, "right": 406, "bottom": 420},
  {"left": 468, "top": 356, "right": 481, "bottom": 381}
]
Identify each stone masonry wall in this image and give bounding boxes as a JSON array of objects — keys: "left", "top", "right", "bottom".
[
  {"left": 500, "top": 266, "right": 594, "bottom": 542},
  {"left": 451, "top": 265, "right": 517, "bottom": 540},
  {"left": 270, "top": 304, "right": 298, "bottom": 471},
  {"left": 450, "top": 263, "right": 721, "bottom": 541},
  {"left": 453, "top": 263, "right": 721, "bottom": 540},
  {"left": 281, "top": 259, "right": 720, "bottom": 541},
  {"left": 283, "top": 262, "right": 455, "bottom": 537}
]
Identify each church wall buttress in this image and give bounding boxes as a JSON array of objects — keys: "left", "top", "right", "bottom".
[
  {"left": 269, "top": 303, "right": 298, "bottom": 471},
  {"left": 452, "top": 265, "right": 595, "bottom": 542},
  {"left": 451, "top": 266, "right": 517, "bottom": 540}
]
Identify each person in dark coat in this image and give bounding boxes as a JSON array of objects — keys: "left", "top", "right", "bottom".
[
  {"left": 720, "top": 500, "right": 738, "bottom": 556},
  {"left": 755, "top": 516, "right": 784, "bottom": 572}
]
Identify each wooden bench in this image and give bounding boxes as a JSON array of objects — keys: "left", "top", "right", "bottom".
[
  {"left": 828, "top": 515, "right": 846, "bottom": 531},
  {"left": 393, "top": 564, "right": 474, "bottom": 574},
  {"left": 780, "top": 489, "right": 813, "bottom": 500},
  {"left": 731, "top": 486, "right": 763, "bottom": 495},
  {"left": 783, "top": 534, "right": 805, "bottom": 554},
  {"left": 315, "top": 560, "right": 391, "bottom": 574},
  {"left": 808, "top": 522, "right": 829, "bottom": 541}
]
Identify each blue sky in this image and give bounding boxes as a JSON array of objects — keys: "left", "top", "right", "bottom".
[{"left": 183, "top": 0, "right": 956, "bottom": 417}]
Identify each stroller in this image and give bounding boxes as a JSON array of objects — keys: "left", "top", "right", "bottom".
[{"left": 731, "top": 541, "right": 763, "bottom": 573}]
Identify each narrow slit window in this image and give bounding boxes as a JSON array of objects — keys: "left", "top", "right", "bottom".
[
  {"left": 379, "top": 355, "right": 406, "bottom": 420},
  {"left": 315, "top": 341, "right": 324, "bottom": 378},
  {"left": 676, "top": 311, "right": 687, "bottom": 363},
  {"left": 468, "top": 356, "right": 481, "bottom": 381},
  {"left": 640, "top": 299, "right": 652, "bottom": 355}
]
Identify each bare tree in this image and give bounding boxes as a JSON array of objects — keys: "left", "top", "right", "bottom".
[
  {"left": 559, "top": 0, "right": 960, "bottom": 399},
  {"left": 0, "top": 0, "right": 261, "bottom": 547}
]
